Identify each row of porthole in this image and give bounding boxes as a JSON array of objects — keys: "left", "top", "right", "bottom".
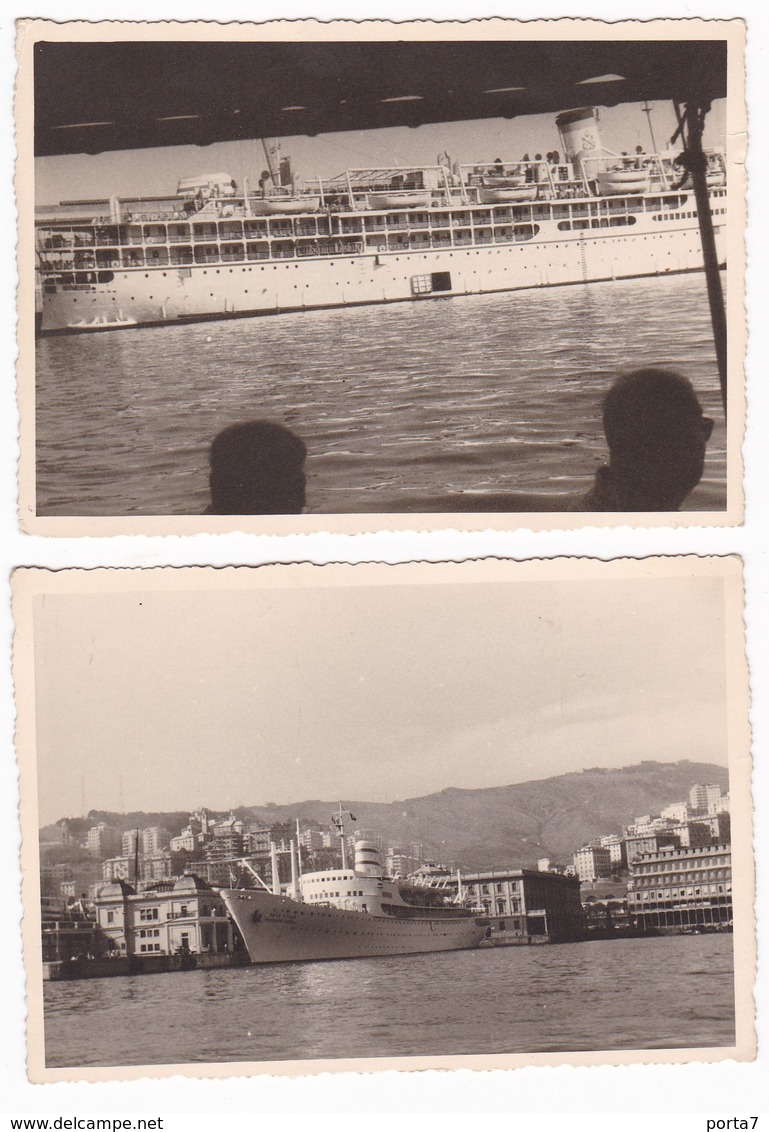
[
  {"left": 100, "top": 230, "right": 696, "bottom": 287},
  {"left": 67, "top": 239, "right": 697, "bottom": 304}
]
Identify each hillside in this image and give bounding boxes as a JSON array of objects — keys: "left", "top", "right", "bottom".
[{"left": 54, "top": 760, "right": 728, "bottom": 870}]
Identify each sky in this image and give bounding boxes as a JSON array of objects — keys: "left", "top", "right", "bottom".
[
  {"left": 32, "top": 568, "right": 729, "bottom": 825},
  {"left": 34, "top": 98, "right": 726, "bottom": 206}
]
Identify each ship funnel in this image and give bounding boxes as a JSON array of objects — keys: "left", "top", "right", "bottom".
[
  {"left": 555, "top": 107, "right": 612, "bottom": 175},
  {"left": 354, "top": 839, "right": 384, "bottom": 878}
]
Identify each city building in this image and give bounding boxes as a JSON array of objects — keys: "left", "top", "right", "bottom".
[
  {"left": 94, "top": 875, "right": 236, "bottom": 955},
  {"left": 140, "top": 851, "right": 173, "bottom": 882},
  {"left": 142, "top": 827, "right": 171, "bottom": 854},
  {"left": 661, "top": 802, "right": 690, "bottom": 823},
  {"left": 598, "top": 835, "right": 627, "bottom": 869},
  {"left": 386, "top": 846, "right": 423, "bottom": 878},
  {"left": 624, "top": 830, "right": 681, "bottom": 865},
  {"left": 298, "top": 828, "right": 325, "bottom": 854},
  {"left": 122, "top": 830, "right": 139, "bottom": 857},
  {"left": 85, "top": 822, "right": 122, "bottom": 858},
  {"left": 573, "top": 844, "right": 613, "bottom": 883},
  {"left": 461, "top": 868, "right": 584, "bottom": 941},
  {"left": 103, "top": 856, "right": 135, "bottom": 883},
  {"left": 245, "top": 825, "right": 272, "bottom": 853},
  {"left": 626, "top": 843, "right": 732, "bottom": 930},
  {"left": 688, "top": 783, "right": 724, "bottom": 814}
]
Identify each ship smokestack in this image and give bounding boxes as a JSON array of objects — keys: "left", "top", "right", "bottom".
[
  {"left": 354, "top": 838, "right": 384, "bottom": 878},
  {"left": 555, "top": 107, "right": 611, "bottom": 177}
]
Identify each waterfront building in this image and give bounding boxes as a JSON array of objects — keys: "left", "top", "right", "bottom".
[
  {"left": 626, "top": 843, "right": 732, "bottom": 930},
  {"left": 41, "top": 900, "right": 103, "bottom": 963},
  {"left": 461, "top": 868, "right": 583, "bottom": 941},
  {"left": 94, "top": 874, "right": 235, "bottom": 955},
  {"left": 688, "top": 784, "right": 723, "bottom": 814},
  {"left": 573, "top": 844, "right": 613, "bottom": 883},
  {"left": 581, "top": 878, "right": 631, "bottom": 935},
  {"left": 85, "top": 822, "right": 122, "bottom": 858}
]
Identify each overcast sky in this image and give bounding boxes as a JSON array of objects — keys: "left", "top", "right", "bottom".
[
  {"left": 32, "top": 568, "right": 729, "bottom": 825},
  {"left": 35, "top": 99, "right": 726, "bottom": 206}
]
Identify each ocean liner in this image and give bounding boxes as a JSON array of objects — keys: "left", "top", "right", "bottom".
[
  {"left": 35, "top": 107, "right": 727, "bottom": 334},
  {"left": 218, "top": 815, "right": 487, "bottom": 964}
]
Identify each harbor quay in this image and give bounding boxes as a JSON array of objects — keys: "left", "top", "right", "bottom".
[{"left": 39, "top": 779, "right": 732, "bottom": 978}]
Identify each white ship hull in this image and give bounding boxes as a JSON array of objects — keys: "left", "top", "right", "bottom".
[
  {"left": 220, "top": 887, "right": 487, "bottom": 964},
  {"left": 39, "top": 203, "right": 726, "bottom": 334}
]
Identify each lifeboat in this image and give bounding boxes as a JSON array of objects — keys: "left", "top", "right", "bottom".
[
  {"left": 249, "top": 195, "right": 321, "bottom": 215},
  {"left": 366, "top": 191, "right": 431, "bottom": 210},
  {"left": 479, "top": 185, "right": 538, "bottom": 204},
  {"left": 596, "top": 168, "right": 650, "bottom": 196}
]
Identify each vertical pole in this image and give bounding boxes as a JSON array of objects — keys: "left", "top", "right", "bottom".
[
  {"left": 289, "top": 839, "right": 300, "bottom": 901},
  {"left": 269, "top": 841, "right": 280, "bottom": 895},
  {"left": 682, "top": 101, "right": 728, "bottom": 415}
]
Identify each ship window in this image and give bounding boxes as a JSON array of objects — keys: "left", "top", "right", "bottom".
[
  {"left": 514, "top": 224, "right": 539, "bottom": 242},
  {"left": 170, "top": 247, "right": 193, "bottom": 266},
  {"left": 194, "top": 244, "right": 219, "bottom": 265}
]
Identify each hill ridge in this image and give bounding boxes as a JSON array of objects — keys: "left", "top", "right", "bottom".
[{"left": 44, "top": 759, "right": 728, "bottom": 869}]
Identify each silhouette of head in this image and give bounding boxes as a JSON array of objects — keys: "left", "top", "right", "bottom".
[
  {"left": 601, "top": 368, "right": 713, "bottom": 510},
  {"left": 209, "top": 421, "right": 307, "bottom": 514}
]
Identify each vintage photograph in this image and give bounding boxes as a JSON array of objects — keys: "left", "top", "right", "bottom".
[
  {"left": 15, "top": 559, "right": 754, "bottom": 1081},
  {"left": 18, "top": 20, "right": 745, "bottom": 531}
]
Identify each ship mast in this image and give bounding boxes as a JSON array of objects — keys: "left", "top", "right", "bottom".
[{"left": 331, "top": 803, "right": 356, "bottom": 870}]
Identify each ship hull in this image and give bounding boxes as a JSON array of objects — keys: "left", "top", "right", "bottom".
[
  {"left": 38, "top": 199, "right": 727, "bottom": 335},
  {"left": 220, "top": 887, "right": 487, "bottom": 964}
]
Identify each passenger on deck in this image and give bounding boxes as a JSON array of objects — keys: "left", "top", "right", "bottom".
[
  {"left": 206, "top": 420, "right": 307, "bottom": 514},
  {"left": 411, "top": 368, "right": 713, "bottom": 514}
]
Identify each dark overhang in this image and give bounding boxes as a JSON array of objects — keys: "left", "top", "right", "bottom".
[{"left": 34, "top": 38, "right": 727, "bottom": 158}]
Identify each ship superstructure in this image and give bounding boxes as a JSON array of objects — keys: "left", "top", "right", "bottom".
[
  {"left": 35, "top": 108, "right": 727, "bottom": 334},
  {"left": 218, "top": 810, "right": 487, "bottom": 964}
]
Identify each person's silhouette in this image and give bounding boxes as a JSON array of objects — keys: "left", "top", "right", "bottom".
[
  {"left": 586, "top": 368, "right": 714, "bottom": 511},
  {"left": 407, "top": 367, "right": 714, "bottom": 513},
  {"left": 207, "top": 421, "right": 307, "bottom": 514}
]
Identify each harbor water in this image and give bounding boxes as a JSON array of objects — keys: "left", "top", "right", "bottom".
[
  {"left": 43, "top": 933, "right": 735, "bottom": 1068},
  {"left": 35, "top": 272, "right": 727, "bottom": 516}
]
